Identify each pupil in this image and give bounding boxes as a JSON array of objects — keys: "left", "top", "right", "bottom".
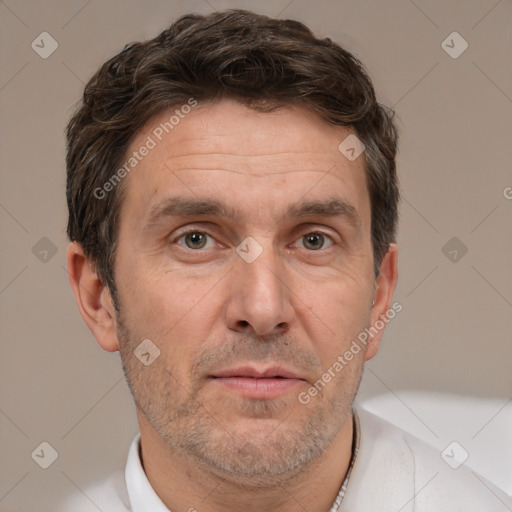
[
  {"left": 305, "top": 233, "right": 323, "bottom": 250},
  {"left": 187, "top": 232, "right": 205, "bottom": 248}
]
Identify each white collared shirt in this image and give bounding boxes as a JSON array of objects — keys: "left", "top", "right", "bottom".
[{"left": 58, "top": 407, "right": 512, "bottom": 511}]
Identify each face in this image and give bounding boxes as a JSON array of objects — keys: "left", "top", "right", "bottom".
[{"left": 112, "top": 99, "right": 382, "bottom": 485}]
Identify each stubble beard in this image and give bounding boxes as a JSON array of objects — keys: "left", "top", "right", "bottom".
[{"left": 116, "top": 310, "right": 362, "bottom": 489}]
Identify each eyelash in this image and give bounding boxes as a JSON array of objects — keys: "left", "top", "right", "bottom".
[{"left": 173, "top": 229, "right": 335, "bottom": 251}]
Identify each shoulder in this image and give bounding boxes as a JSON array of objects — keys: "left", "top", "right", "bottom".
[
  {"left": 342, "top": 408, "right": 512, "bottom": 511},
  {"left": 402, "top": 430, "right": 511, "bottom": 511}
]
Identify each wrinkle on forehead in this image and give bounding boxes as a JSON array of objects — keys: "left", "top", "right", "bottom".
[
  {"left": 121, "top": 100, "right": 369, "bottom": 228},
  {"left": 155, "top": 147, "right": 361, "bottom": 179},
  {"left": 163, "top": 164, "right": 345, "bottom": 180},
  {"left": 132, "top": 99, "right": 356, "bottom": 158}
]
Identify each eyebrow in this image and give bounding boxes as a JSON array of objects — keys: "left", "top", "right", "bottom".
[
  {"left": 146, "top": 196, "right": 361, "bottom": 229},
  {"left": 286, "top": 198, "right": 361, "bottom": 228}
]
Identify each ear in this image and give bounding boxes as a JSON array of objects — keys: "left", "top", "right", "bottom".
[
  {"left": 66, "top": 242, "right": 119, "bottom": 352},
  {"left": 364, "top": 243, "right": 399, "bottom": 361}
]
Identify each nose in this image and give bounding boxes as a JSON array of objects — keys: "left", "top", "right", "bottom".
[{"left": 225, "top": 241, "right": 294, "bottom": 337}]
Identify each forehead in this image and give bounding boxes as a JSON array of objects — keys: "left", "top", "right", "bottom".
[{"left": 120, "top": 99, "right": 370, "bottom": 227}]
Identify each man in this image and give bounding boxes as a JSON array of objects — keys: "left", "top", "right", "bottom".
[{"left": 63, "top": 9, "right": 511, "bottom": 511}]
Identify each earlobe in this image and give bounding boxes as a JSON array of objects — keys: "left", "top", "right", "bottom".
[
  {"left": 365, "top": 243, "right": 399, "bottom": 361},
  {"left": 66, "top": 242, "right": 120, "bottom": 352}
]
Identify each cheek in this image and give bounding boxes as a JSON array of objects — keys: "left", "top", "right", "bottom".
[
  {"left": 297, "top": 275, "right": 372, "bottom": 360},
  {"left": 121, "top": 268, "right": 219, "bottom": 369},
  {"left": 120, "top": 262, "right": 198, "bottom": 328}
]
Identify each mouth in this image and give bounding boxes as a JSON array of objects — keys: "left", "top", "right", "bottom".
[{"left": 209, "top": 365, "right": 307, "bottom": 399}]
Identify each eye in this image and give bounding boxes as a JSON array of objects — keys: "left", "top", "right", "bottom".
[
  {"left": 176, "top": 231, "right": 216, "bottom": 250},
  {"left": 294, "top": 232, "right": 334, "bottom": 251}
]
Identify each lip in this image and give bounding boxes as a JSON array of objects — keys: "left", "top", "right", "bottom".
[
  {"left": 209, "top": 366, "right": 306, "bottom": 399},
  {"left": 211, "top": 366, "right": 303, "bottom": 380}
]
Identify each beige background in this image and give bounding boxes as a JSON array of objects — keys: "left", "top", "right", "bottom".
[{"left": 1, "top": 0, "right": 511, "bottom": 510}]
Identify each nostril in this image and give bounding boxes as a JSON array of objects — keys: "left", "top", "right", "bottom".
[{"left": 276, "top": 322, "right": 289, "bottom": 333}]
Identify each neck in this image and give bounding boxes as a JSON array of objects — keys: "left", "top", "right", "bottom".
[{"left": 138, "top": 411, "right": 354, "bottom": 512}]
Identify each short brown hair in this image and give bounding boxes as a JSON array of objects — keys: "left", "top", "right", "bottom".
[{"left": 66, "top": 9, "right": 399, "bottom": 299}]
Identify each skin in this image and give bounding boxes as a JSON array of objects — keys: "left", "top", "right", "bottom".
[{"left": 67, "top": 99, "right": 398, "bottom": 512}]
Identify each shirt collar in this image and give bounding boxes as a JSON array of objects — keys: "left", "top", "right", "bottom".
[
  {"left": 125, "top": 433, "right": 170, "bottom": 512},
  {"left": 125, "top": 411, "right": 360, "bottom": 512},
  {"left": 329, "top": 408, "right": 360, "bottom": 511}
]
